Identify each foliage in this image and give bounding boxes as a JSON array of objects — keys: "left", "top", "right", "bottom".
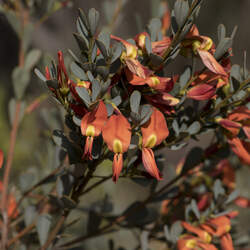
[{"left": 0, "top": 0, "right": 250, "bottom": 249}]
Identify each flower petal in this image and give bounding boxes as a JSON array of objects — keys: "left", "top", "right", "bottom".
[
  {"left": 197, "top": 49, "right": 227, "bottom": 76},
  {"left": 142, "top": 147, "right": 162, "bottom": 180},
  {"left": 102, "top": 114, "right": 131, "bottom": 153}
]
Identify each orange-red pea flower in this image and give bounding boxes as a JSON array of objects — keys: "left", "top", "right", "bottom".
[
  {"left": 201, "top": 214, "right": 236, "bottom": 238},
  {"left": 102, "top": 114, "right": 131, "bottom": 182},
  {"left": 125, "top": 67, "right": 174, "bottom": 92},
  {"left": 187, "top": 71, "right": 227, "bottom": 101},
  {"left": 234, "top": 196, "right": 250, "bottom": 208},
  {"left": 81, "top": 101, "right": 108, "bottom": 160},
  {"left": 220, "top": 233, "right": 234, "bottom": 250},
  {"left": 217, "top": 107, "right": 250, "bottom": 165},
  {"left": 182, "top": 221, "right": 212, "bottom": 243},
  {"left": 0, "top": 182, "right": 19, "bottom": 219},
  {"left": 141, "top": 108, "right": 169, "bottom": 180},
  {"left": 182, "top": 25, "right": 227, "bottom": 77},
  {"left": 228, "top": 137, "right": 250, "bottom": 165},
  {"left": 215, "top": 159, "right": 235, "bottom": 190},
  {"left": 177, "top": 235, "right": 217, "bottom": 250}
]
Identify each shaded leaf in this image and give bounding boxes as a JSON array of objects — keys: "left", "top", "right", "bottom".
[
  {"left": 24, "top": 49, "right": 42, "bottom": 70},
  {"left": 70, "top": 62, "right": 88, "bottom": 80},
  {"left": 75, "top": 87, "right": 91, "bottom": 106},
  {"left": 88, "top": 8, "right": 100, "bottom": 36},
  {"left": 36, "top": 214, "right": 52, "bottom": 246},
  {"left": 181, "top": 147, "right": 203, "bottom": 174},
  {"left": 92, "top": 80, "right": 101, "bottom": 101},
  {"left": 12, "top": 67, "right": 30, "bottom": 99},
  {"left": 174, "top": 0, "right": 189, "bottom": 27},
  {"left": 87, "top": 211, "right": 102, "bottom": 233},
  {"left": 130, "top": 90, "right": 141, "bottom": 114},
  {"left": 24, "top": 205, "right": 37, "bottom": 227},
  {"left": 34, "top": 68, "right": 47, "bottom": 82}
]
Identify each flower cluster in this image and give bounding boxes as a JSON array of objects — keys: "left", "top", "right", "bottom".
[
  {"left": 40, "top": 5, "right": 249, "bottom": 185},
  {"left": 178, "top": 211, "right": 238, "bottom": 250}
]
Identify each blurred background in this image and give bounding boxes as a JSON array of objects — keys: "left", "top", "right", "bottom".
[{"left": 0, "top": 0, "right": 250, "bottom": 249}]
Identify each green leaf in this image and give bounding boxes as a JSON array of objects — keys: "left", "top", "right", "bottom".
[
  {"left": 110, "top": 43, "right": 122, "bottom": 63},
  {"left": 78, "top": 8, "right": 89, "bottom": 31},
  {"left": 130, "top": 90, "right": 141, "bottom": 114},
  {"left": 34, "top": 68, "right": 47, "bottom": 82},
  {"left": 12, "top": 67, "right": 30, "bottom": 100},
  {"left": 73, "top": 33, "right": 89, "bottom": 52},
  {"left": 145, "top": 36, "right": 152, "bottom": 55},
  {"left": 179, "top": 67, "right": 191, "bottom": 89},
  {"left": 181, "top": 147, "right": 203, "bottom": 174},
  {"left": 8, "top": 99, "right": 26, "bottom": 126},
  {"left": 88, "top": 8, "right": 100, "bottom": 36},
  {"left": 24, "top": 49, "right": 42, "bottom": 70},
  {"left": 24, "top": 205, "right": 37, "bottom": 227},
  {"left": 91, "top": 80, "right": 101, "bottom": 101},
  {"left": 87, "top": 211, "right": 102, "bottom": 234},
  {"left": 187, "top": 121, "right": 201, "bottom": 135},
  {"left": 147, "top": 18, "right": 161, "bottom": 42},
  {"left": 76, "top": 16, "right": 89, "bottom": 39},
  {"left": 139, "top": 105, "right": 153, "bottom": 125},
  {"left": 111, "top": 96, "right": 122, "bottom": 106},
  {"left": 214, "top": 38, "right": 232, "bottom": 59},
  {"left": 96, "top": 39, "right": 108, "bottom": 58},
  {"left": 36, "top": 214, "right": 52, "bottom": 246},
  {"left": 60, "top": 196, "right": 77, "bottom": 209},
  {"left": 174, "top": 0, "right": 189, "bottom": 27},
  {"left": 213, "top": 179, "right": 225, "bottom": 200},
  {"left": 22, "top": 23, "right": 34, "bottom": 54},
  {"left": 56, "top": 174, "right": 74, "bottom": 197},
  {"left": 70, "top": 62, "right": 88, "bottom": 80},
  {"left": 75, "top": 87, "right": 91, "bottom": 106},
  {"left": 140, "top": 231, "right": 149, "bottom": 250},
  {"left": 217, "top": 24, "right": 226, "bottom": 42},
  {"left": 170, "top": 221, "right": 183, "bottom": 243},
  {"left": 98, "top": 31, "right": 110, "bottom": 52}
]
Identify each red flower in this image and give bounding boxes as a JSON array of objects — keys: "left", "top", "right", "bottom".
[
  {"left": 81, "top": 101, "right": 108, "bottom": 160},
  {"left": 141, "top": 108, "right": 169, "bottom": 180},
  {"left": 217, "top": 107, "right": 250, "bottom": 165},
  {"left": 182, "top": 25, "right": 227, "bottom": 76},
  {"left": 187, "top": 83, "right": 216, "bottom": 100},
  {"left": 177, "top": 235, "right": 217, "bottom": 250},
  {"left": 102, "top": 114, "right": 131, "bottom": 182},
  {"left": 0, "top": 182, "right": 19, "bottom": 219}
]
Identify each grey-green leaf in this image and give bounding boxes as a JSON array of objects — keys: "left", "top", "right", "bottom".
[
  {"left": 147, "top": 18, "right": 161, "bottom": 42},
  {"left": 75, "top": 87, "right": 91, "bottom": 106},
  {"left": 24, "top": 49, "right": 42, "bottom": 70},
  {"left": 12, "top": 67, "right": 30, "bottom": 100},
  {"left": 36, "top": 214, "right": 52, "bottom": 246},
  {"left": 187, "top": 121, "right": 201, "bottom": 135},
  {"left": 34, "top": 68, "right": 47, "bottom": 82},
  {"left": 174, "top": 0, "right": 189, "bottom": 27},
  {"left": 24, "top": 205, "right": 37, "bottom": 227},
  {"left": 70, "top": 62, "right": 88, "bottom": 80},
  {"left": 88, "top": 8, "right": 100, "bottom": 36},
  {"left": 92, "top": 80, "right": 101, "bottom": 101},
  {"left": 130, "top": 90, "right": 141, "bottom": 114}
]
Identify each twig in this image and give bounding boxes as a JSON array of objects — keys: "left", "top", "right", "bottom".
[{"left": 1, "top": 101, "right": 21, "bottom": 249}]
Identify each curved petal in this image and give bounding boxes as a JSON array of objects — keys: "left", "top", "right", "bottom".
[
  {"left": 197, "top": 49, "right": 227, "bottom": 76},
  {"left": 142, "top": 148, "right": 162, "bottom": 180},
  {"left": 102, "top": 114, "right": 131, "bottom": 153},
  {"left": 141, "top": 108, "right": 169, "bottom": 147}
]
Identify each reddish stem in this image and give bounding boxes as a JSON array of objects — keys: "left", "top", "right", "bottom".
[{"left": 1, "top": 101, "right": 21, "bottom": 249}]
